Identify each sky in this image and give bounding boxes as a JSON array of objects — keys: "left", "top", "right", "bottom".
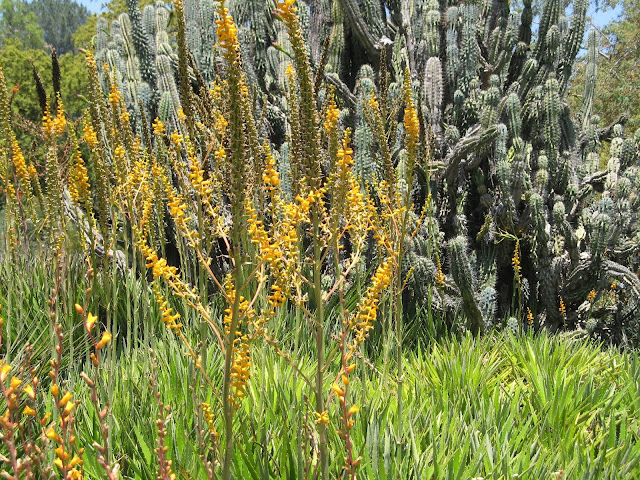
[
  {"left": 77, "top": 0, "right": 105, "bottom": 14},
  {"left": 587, "top": 2, "right": 623, "bottom": 28},
  {"left": 75, "top": 0, "right": 624, "bottom": 29}
]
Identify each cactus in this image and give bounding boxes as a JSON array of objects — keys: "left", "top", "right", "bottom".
[{"left": 448, "top": 236, "right": 484, "bottom": 333}]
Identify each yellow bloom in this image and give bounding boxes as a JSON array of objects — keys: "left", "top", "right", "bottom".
[
  {"left": 83, "top": 122, "right": 98, "bottom": 148},
  {"left": 512, "top": 240, "right": 522, "bottom": 284},
  {"left": 559, "top": 298, "right": 566, "bottom": 318},
  {"left": 96, "top": 331, "right": 112, "bottom": 349},
  {"left": 68, "top": 467, "right": 83, "bottom": 480},
  {"left": 23, "top": 384, "right": 35, "bottom": 399},
  {"left": 216, "top": 6, "right": 238, "bottom": 50},
  {"left": 277, "top": 0, "right": 297, "bottom": 21},
  {"left": 22, "top": 406, "right": 36, "bottom": 416},
  {"left": 324, "top": 95, "right": 340, "bottom": 133},
  {"left": 53, "top": 102, "right": 67, "bottom": 136},
  {"left": 108, "top": 86, "right": 121, "bottom": 107},
  {"left": 314, "top": 410, "right": 329, "bottom": 425},
  {"left": 58, "top": 391, "right": 73, "bottom": 407},
  {"left": 11, "top": 138, "right": 32, "bottom": 196},
  {"left": 85, "top": 312, "right": 97, "bottom": 333},
  {"left": 46, "top": 427, "right": 63, "bottom": 443},
  {"left": 527, "top": 308, "right": 534, "bottom": 327},
  {"left": 0, "top": 362, "right": 10, "bottom": 382},
  {"left": 9, "top": 376, "right": 21, "bottom": 389},
  {"left": 42, "top": 103, "right": 54, "bottom": 135},
  {"left": 152, "top": 117, "right": 165, "bottom": 135},
  {"left": 350, "top": 258, "right": 393, "bottom": 350},
  {"left": 55, "top": 446, "right": 70, "bottom": 461},
  {"left": 63, "top": 400, "right": 76, "bottom": 417},
  {"left": 69, "top": 148, "right": 91, "bottom": 206},
  {"left": 171, "top": 131, "right": 184, "bottom": 145},
  {"left": 331, "top": 384, "right": 345, "bottom": 397}
]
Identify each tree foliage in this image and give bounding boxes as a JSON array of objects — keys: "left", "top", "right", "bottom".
[
  {"left": 572, "top": 0, "right": 640, "bottom": 131},
  {"left": 0, "top": 39, "right": 88, "bottom": 123},
  {"left": 29, "top": 0, "right": 89, "bottom": 54},
  {"left": 0, "top": 0, "right": 44, "bottom": 49}
]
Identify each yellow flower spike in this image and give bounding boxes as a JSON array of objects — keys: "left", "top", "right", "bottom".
[
  {"left": 28, "top": 164, "right": 37, "bottom": 180},
  {"left": 83, "top": 122, "right": 98, "bottom": 147},
  {"left": 170, "top": 131, "right": 184, "bottom": 145},
  {"left": 342, "top": 375, "right": 349, "bottom": 385},
  {"left": 276, "top": 0, "right": 297, "bottom": 21},
  {"left": 108, "top": 85, "right": 121, "bottom": 107},
  {"left": 53, "top": 458, "right": 63, "bottom": 470},
  {"left": 69, "top": 147, "right": 91, "bottom": 206},
  {"left": 152, "top": 117, "right": 165, "bottom": 135},
  {"left": 11, "top": 137, "right": 32, "bottom": 197},
  {"left": 10, "top": 376, "right": 21, "bottom": 389},
  {"left": 50, "top": 384, "right": 60, "bottom": 397},
  {"left": 324, "top": 95, "right": 340, "bottom": 133},
  {"left": 96, "top": 331, "right": 112, "bottom": 350},
  {"left": 22, "top": 406, "right": 36, "bottom": 416},
  {"left": 74, "top": 304, "right": 84, "bottom": 315},
  {"left": 42, "top": 102, "right": 54, "bottom": 135},
  {"left": 85, "top": 312, "right": 97, "bottom": 333},
  {"left": 215, "top": 5, "right": 239, "bottom": 50},
  {"left": 68, "top": 455, "right": 83, "bottom": 468},
  {"left": 345, "top": 363, "right": 356, "bottom": 374}
]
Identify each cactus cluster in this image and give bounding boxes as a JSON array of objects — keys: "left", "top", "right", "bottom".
[{"left": 86, "top": 0, "right": 639, "bottom": 339}]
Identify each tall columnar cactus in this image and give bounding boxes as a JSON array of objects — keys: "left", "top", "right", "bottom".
[
  {"left": 125, "top": 0, "right": 157, "bottom": 92},
  {"left": 448, "top": 236, "right": 484, "bottom": 333}
]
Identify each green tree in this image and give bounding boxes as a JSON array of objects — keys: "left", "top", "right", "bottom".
[
  {"left": 28, "top": 0, "right": 89, "bottom": 54},
  {"left": 0, "top": 38, "right": 49, "bottom": 122},
  {"left": 0, "top": 38, "right": 88, "bottom": 123},
  {"left": 0, "top": 0, "right": 44, "bottom": 49},
  {"left": 572, "top": 0, "right": 640, "bottom": 131}
]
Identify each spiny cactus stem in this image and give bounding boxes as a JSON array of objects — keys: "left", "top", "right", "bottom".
[{"left": 339, "top": 0, "right": 381, "bottom": 63}]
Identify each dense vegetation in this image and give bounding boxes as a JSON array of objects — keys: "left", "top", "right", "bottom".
[{"left": 0, "top": 0, "right": 639, "bottom": 478}]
